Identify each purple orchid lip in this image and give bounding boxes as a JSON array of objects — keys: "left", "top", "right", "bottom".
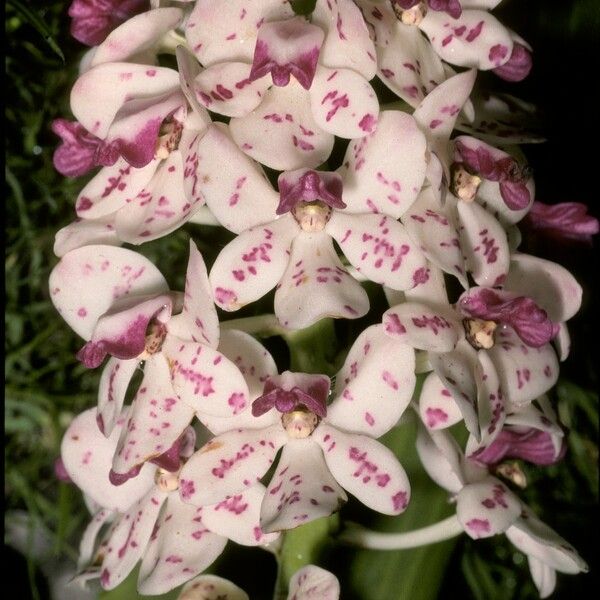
[
  {"left": 492, "top": 43, "right": 533, "bottom": 83},
  {"left": 251, "top": 372, "right": 330, "bottom": 418},
  {"left": 277, "top": 169, "right": 345, "bottom": 215},
  {"left": 453, "top": 140, "right": 530, "bottom": 211},
  {"left": 249, "top": 18, "right": 324, "bottom": 90},
  {"left": 470, "top": 428, "right": 566, "bottom": 466},
  {"left": 458, "top": 288, "right": 558, "bottom": 348},
  {"left": 525, "top": 201, "right": 600, "bottom": 243}
]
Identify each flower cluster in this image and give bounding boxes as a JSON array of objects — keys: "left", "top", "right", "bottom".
[{"left": 50, "top": 0, "right": 596, "bottom": 597}]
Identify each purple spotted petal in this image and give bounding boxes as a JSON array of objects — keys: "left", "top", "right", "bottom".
[
  {"left": 97, "top": 487, "right": 167, "bottom": 590},
  {"left": 456, "top": 198, "right": 510, "bottom": 287},
  {"left": 420, "top": 9, "right": 514, "bottom": 71},
  {"left": 312, "top": 0, "right": 376, "bottom": 79},
  {"left": 457, "top": 476, "right": 521, "bottom": 539},
  {"left": 51, "top": 119, "right": 112, "bottom": 177},
  {"left": 137, "top": 495, "right": 227, "bottom": 595},
  {"left": 229, "top": 81, "right": 334, "bottom": 171},
  {"left": 492, "top": 42, "right": 532, "bottom": 82},
  {"left": 403, "top": 188, "right": 468, "bottom": 287},
  {"left": 178, "top": 576, "right": 249, "bottom": 600},
  {"left": 337, "top": 110, "right": 427, "bottom": 218},
  {"left": 327, "top": 212, "right": 428, "bottom": 291},
  {"left": 505, "top": 507, "right": 589, "bottom": 575},
  {"left": 88, "top": 7, "right": 182, "bottom": 68},
  {"left": 178, "top": 425, "right": 287, "bottom": 506},
  {"left": 430, "top": 339, "right": 481, "bottom": 439},
  {"left": 209, "top": 216, "right": 299, "bottom": 312},
  {"left": 458, "top": 287, "right": 557, "bottom": 348},
  {"left": 49, "top": 245, "right": 168, "bottom": 341},
  {"left": 260, "top": 439, "right": 347, "bottom": 533},
  {"left": 309, "top": 66, "right": 380, "bottom": 139},
  {"left": 70, "top": 63, "right": 180, "bottom": 140},
  {"left": 202, "top": 484, "right": 279, "bottom": 546},
  {"left": 97, "top": 357, "right": 139, "bottom": 436},
  {"left": 315, "top": 423, "right": 411, "bottom": 515},
  {"left": 163, "top": 338, "right": 250, "bottom": 418},
  {"left": 77, "top": 293, "right": 172, "bottom": 368},
  {"left": 488, "top": 326, "right": 559, "bottom": 408},
  {"left": 419, "top": 372, "right": 463, "bottom": 430},
  {"left": 504, "top": 253, "right": 583, "bottom": 324},
  {"left": 383, "top": 301, "right": 462, "bottom": 353},
  {"left": 366, "top": 5, "right": 446, "bottom": 108},
  {"left": 68, "top": 0, "right": 147, "bottom": 46},
  {"left": 330, "top": 324, "right": 416, "bottom": 437},
  {"left": 194, "top": 61, "right": 271, "bottom": 118},
  {"left": 249, "top": 18, "right": 324, "bottom": 90},
  {"left": 288, "top": 564, "right": 341, "bottom": 600},
  {"left": 75, "top": 158, "right": 160, "bottom": 220},
  {"left": 111, "top": 353, "right": 195, "bottom": 480},
  {"left": 194, "top": 124, "right": 279, "bottom": 233},
  {"left": 53, "top": 217, "right": 121, "bottom": 258},
  {"left": 61, "top": 408, "right": 155, "bottom": 511},
  {"left": 274, "top": 231, "right": 369, "bottom": 330},
  {"left": 166, "top": 241, "right": 219, "bottom": 348}
]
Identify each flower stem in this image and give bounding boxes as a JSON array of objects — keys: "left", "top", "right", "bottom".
[{"left": 338, "top": 515, "right": 463, "bottom": 550}]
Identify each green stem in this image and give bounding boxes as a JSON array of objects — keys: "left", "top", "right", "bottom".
[{"left": 282, "top": 319, "right": 340, "bottom": 375}]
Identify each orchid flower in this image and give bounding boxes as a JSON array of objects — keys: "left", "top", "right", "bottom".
[
  {"left": 178, "top": 565, "right": 340, "bottom": 600},
  {"left": 197, "top": 110, "right": 428, "bottom": 328},
  {"left": 61, "top": 409, "right": 278, "bottom": 594},
  {"left": 179, "top": 327, "right": 416, "bottom": 532},
  {"left": 184, "top": 0, "right": 378, "bottom": 169},
  {"left": 359, "top": 0, "right": 531, "bottom": 91},
  {"left": 381, "top": 259, "right": 570, "bottom": 445},
  {"left": 49, "top": 242, "right": 254, "bottom": 482},
  {"left": 415, "top": 425, "right": 587, "bottom": 597}
]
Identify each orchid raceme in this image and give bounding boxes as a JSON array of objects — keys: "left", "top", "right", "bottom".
[{"left": 40, "top": 0, "right": 597, "bottom": 598}]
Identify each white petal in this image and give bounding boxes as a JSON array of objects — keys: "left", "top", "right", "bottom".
[
  {"left": 163, "top": 338, "right": 251, "bottom": 418},
  {"left": 178, "top": 575, "right": 249, "bottom": 600},
  {"left": 456, "top": 477, "right": 521, "bottom": 539},
  {"left": 312, "top": 0, "right": 376, "bottom": 79},
  {"left": 403, "top": 188, "right": 468, "bottom": 288},
  {"left": 260, "top": 440, "right": 347, "bottom": 532},
  {"left": 274, "top": 231, "right": 369, "bottom": 329},
  {"left": 71, "top": 63, "right": 179, "bottom": 139},
  {"left": 420, "top": 10, "right": 513, "bottom": 71},
  {"left": 54, "top": 217, "right": 121, "bottom": 257},
  {"left": 287, "top": 564, "right": 341, "bottom": 600},
  {"left": 97, "top": 357, "right": 139, "bottom": 437},
  {"left": 186, "top": 0, "right": 294, "bottom": 67},
  {"left": 504, "top": 253, "right": 583, "bottom": 323},
  {"left": 315, "top": 423, "right": 411, "bottom": 515},
  {"left": 194, "top": 62, "right": 271, "bottom": 117},
  {"left": 210, "top": 216, "right": 298, "bottom": 311},
  {"left": 309, "top": 66, "right": 379, "bottom": 139},
  {"left": 112, "top": 354, "right": 195, "bottom": 476},
  {"left": 457, "top": 198, "right": 510, "bottom": 287},
  {"left": 202, "top": 484, "right": 280, "bottom": 546},
  {"left": 178, "top": 425, "right": 287, "bottom": 506},
  {"left": 419, "top": 371, "right": 463, "bottom": 430},
  {"left": 195, "top": 124, "right": 279, "bottom": 233},
  {"left": 488, "top": 327, "right": 559, "bottom": 408},
  {"left": 99, "top": 488, "right": 167, "bottom": 590},
  {"left": 137, "top": 494, "right": 227, "bottom": 595},
  {"left": 337, "top": 110, "right": 427, "bottom": 218},
  {"left": 383, "top": 301, "right": 462, "bottom": 353},
  {"left": 230, "top": 81, "right": 334, "bottom": 170},
  {"left": 330, "top": 324, "right": 415, "bottom": 437},
  {"left": 528, "top": 556, "right": 557, "bottom": 599},
  {"left": 167, "top": 241, "right": 220, "bottom": 348},
  {"left": 49, "top": 245, "right": 168, "bottom": 340}
]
